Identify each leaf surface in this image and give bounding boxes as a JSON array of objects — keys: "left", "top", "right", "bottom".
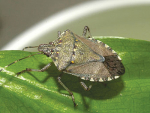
[{"left": 0, "top": 37, "right": 150, "bottom": 113}]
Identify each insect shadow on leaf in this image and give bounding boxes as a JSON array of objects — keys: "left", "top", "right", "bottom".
[{"left": 0, "top": 26, "right": 125, "bottom": 107}]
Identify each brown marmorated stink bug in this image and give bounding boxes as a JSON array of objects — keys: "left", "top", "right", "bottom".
[{"left": 0, "top": 26, "right": 125, "bottom": 106}]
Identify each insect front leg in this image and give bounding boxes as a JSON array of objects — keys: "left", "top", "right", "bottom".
[
  {"left": 82, "top": 26, "right": 92, "bottom": 38},
  {"left": 57, "top": 73, "right": 77, "bottom": 107},
  {"left": 17, "top": 63, "right": 51, "bottom": 75}
]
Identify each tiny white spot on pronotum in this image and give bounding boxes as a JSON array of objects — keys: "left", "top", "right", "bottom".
[
  {"left": 118, "top": 56, "right": 122, "bottom": 60},
  {"left": 99, "top": 78, "right": 103, "bottom": 82},
  {"left": 88, "top": 38, "right": 92, "bottom": 40},
  {"left": 90, "top": 78, "right": 94, "bottom": 81},
  {"left": 81, "top": 77, "right": 85, "bottom": 80},
  {"left": 115, "top": 76, "right": 120, "bottom": 79},
  {"left": 107, "top": 77, "right": 112, "bottom": 81}
]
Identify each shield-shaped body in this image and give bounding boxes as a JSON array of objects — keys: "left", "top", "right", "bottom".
[{"left": 46, "top": 30, "right": 125, "bottom": 82}]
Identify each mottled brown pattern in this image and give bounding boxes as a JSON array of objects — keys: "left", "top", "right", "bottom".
[{"left": 63, "top": 30, "right": 125, "bottom": 82}]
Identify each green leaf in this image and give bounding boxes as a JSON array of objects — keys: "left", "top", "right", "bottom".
[{"left": 0, "top": 36, "right": 150, "bottom": 113}]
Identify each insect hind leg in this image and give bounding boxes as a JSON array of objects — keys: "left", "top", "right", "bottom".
[
  {"left": 79, "top": 77, "right": 92, "bottom": 91},
  {"left": 82, "top": 26, "right": 92, "bottom": 38},
  {"left": 17, "top": 63, "right": 51, "bottom": 75},
  {"left": 80, "top": 81, "right": 92, "bottom": 91}
]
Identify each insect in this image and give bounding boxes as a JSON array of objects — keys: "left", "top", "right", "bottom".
[{"left": 0, "top": 26, "right": 125, "bottom": 106}]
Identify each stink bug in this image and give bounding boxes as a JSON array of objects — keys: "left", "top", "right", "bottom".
[{"left": 0, "top": 26, "right": 125, "bottom": 106}]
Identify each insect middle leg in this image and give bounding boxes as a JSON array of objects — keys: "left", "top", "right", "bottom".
[
  {"left": 17, "top": 63, "right": 51, "bottom": 75},
  {"left": 82, "top": 26, "right": 92, "bottom": 38},
  {"left": 57, "top": 72, "right": 77, "bottom": 107}
]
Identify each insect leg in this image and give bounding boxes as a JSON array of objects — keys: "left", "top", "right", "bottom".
[
  {"left": 22, "top": 46, "right": 39, "bottom": 51},
  {"left": 57, "top": 73, "right": 77, "bottom": 107},
  {"left": 16, "top": 63, "right": 51, "bottom": 75},
  {"left": 80, "top": 81, "right": 92, "bottom": 91},
  {"left": 0, "top": 53, "right": 42, "bottom": 72},
  {"left": 82, "top": 26, "right": 92, "bottom": 38}
]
